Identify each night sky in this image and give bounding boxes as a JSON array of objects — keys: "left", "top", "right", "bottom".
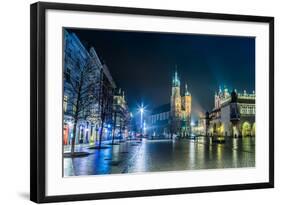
[{"left": 67, "top": 28, "right": 255, "bottom": 119}]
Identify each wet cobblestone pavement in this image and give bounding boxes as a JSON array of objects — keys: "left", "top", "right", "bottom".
[{"left": 64, "top": 137, "right": 255, "bottom": 176}]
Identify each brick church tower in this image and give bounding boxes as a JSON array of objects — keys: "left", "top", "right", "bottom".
[
  {"left": 170, "top": 68, "right": 192, "bottom": 137},
  {"left": 181, "top": 84, "right": 192, "bottom": 136}
]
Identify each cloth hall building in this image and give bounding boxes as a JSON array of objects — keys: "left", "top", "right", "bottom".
[{"left": 206, "top": 87, "right": 256, "bottom": 138}]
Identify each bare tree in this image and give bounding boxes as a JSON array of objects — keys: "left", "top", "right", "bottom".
[
  {"left": 111, "top": 106, "right": 117, "bottom": 145},
  {"left": 97, "top": 74, "right": 114, "bottom": 149},
  {"left": 111, "top": 93, "right": 131, "bottom": 144},
  {"left": 64, "top": 58, "right": 100, "bottom": 155}
]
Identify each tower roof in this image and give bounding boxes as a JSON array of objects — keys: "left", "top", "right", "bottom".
[
  {"left": 151, "top": 103, "right": 170, "bottom": 115},
  {"left": 219, "top": 85, "right": 222, "bottom": 93},
  {"left": 172, "top": 65, "right": 180, "bottom": 87},
  {"left": 185, "top": 83, "right": 191, "bottom": 96}
]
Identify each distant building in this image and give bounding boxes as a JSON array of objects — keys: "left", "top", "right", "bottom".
[
  {"left": 147, "top": 69, "right": 192, "bottom": 138},
  {"left": 206, "top": 86, "right": 255, "bottom": 137},
  {"left": 63, "top": 30, "right": 116, "bottom": 145},
  {"left": 148, "top": 103, "right": 170, "bottom": 138},
  {"left": 192, "top": 113, "right": 206, "bottom": 136},
  {"left": 111, "top": 89, "right": 131, "bottom": 141}
]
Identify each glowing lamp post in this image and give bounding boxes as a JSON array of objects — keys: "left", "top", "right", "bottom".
[{"left": 138, "top": 104, "right": 145, "bottom": 136}]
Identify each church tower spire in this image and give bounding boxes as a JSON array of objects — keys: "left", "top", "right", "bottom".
[
  {"left": 185, "top": 83, "right": 190, "bottom": 96},
  {"left": 171, "top": 65, "right": 182, "bottom": 121},
  {"left": 182, "top": 82, "right": 192, "bottom": 137},
  {"left": 172, "top": 65, "right": 180, "bottom": 87}
]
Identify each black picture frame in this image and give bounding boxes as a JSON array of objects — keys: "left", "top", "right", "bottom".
[{"left": 30, "top": 2, "right": 274, "bottom": 203}]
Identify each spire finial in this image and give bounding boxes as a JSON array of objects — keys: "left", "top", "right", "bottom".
[
  {"left": 185, "top": 83, "right": 190, "bottom": 96},
  {"left": 172, "top": 64, "right": 180, "bottom": 87},
  {"left": 224, "top": 85, "right": 228, "bottom": 92}
]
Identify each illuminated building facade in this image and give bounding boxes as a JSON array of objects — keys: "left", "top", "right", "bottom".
[
  {"left": 111, "top": 89, "right": 132, "bottom": 141},
  {"left": 63, "top": 30, "right": 116, "bottom": 145},
  {"left": 170, "top": 70, "right": 192, "bottom": 137},
  {"left": 192, "top": 113, "right": 207, "bottom": 136},
  {"left": 206, "top": 86, "right": 255, "bottom": 137},
  {"left": 147, "top": 70, "right": 192, "bottom": 138},
  {"left": 148, "top": 104, "right": 170, "bottom": 138}
]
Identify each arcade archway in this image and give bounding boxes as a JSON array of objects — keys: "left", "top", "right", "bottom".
[
  {"left": 251, "top": 123, "right": 256, "bottom": 137},
  {"left": 242, "top": 121, "right": 251, "bottom": 137},
  {"left": 218, "top": 123, "right": 224, "bottom": 136},
  {"left": 232, "top": 125, "right": 239, "bottom": 138}
]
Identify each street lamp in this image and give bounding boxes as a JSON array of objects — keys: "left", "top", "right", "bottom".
[
  {"left": 143, "top": 120, "right": 146, "bottom": 135},
  {"left": 138, "top": 103, "right": 145, "bottom": 136}
]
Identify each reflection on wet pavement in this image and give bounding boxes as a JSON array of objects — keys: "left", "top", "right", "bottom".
[{"left": 64, "top": 137, "right": 255, "bottom": 176}]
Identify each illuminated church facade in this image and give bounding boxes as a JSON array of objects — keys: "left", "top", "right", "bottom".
[{"left": 147, "top": 70, "right": 192, "bottom": 138}]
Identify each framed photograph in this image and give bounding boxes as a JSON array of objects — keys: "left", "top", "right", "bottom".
[{"left": 30, "top": 2, "right": 274, "bottom": 203}]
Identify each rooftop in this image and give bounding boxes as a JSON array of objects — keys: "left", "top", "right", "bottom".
[{"left": 150, "top": 103, "right": 170, "bottom": 115}]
